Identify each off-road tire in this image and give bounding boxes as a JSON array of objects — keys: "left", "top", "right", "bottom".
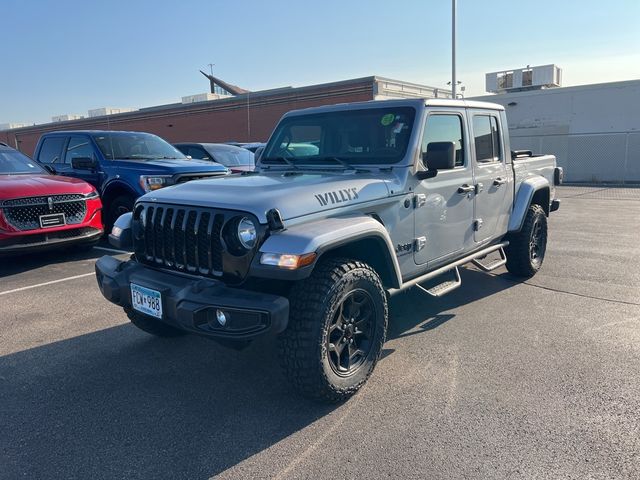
[
  {"left": 106, "top": 195, "right": 135, "bottom": 234},
  {"left": 126, "top": 309, "right": 187, "bottom": 338},
  {"left": 278, "top": 258, "right": 388, "bottom": 403},
  {"left": 505, "top": 204, "right": 547, "bottom": 278}
]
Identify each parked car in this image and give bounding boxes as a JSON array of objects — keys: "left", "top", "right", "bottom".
[
  {"left": 0, "top": 143, "right": 103, "bottom": 253},
  {"left": 224, "top": 141, "right": 266, "bottom": 153},
  {"left": 174, "top": 143, "right": 255, "bottom": 173},
  {"left": 33, "top": 131, "right": 229, "bottom": 230},
  {"left": 98, "top": 98, "right": 561, "bottom": 402},
  {"left": 239, "top": 142, "right": 266, "bottom": 153}
]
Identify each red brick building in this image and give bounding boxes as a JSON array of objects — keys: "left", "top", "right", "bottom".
[{"left": 1, "top": 76, "right": 449, "bottom": 156}]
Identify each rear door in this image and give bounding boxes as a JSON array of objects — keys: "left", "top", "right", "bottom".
[
  {"left": 470, "top": 112, "right": 510, "bottom": 242},
  {"left": 413, "top": 109, "right": 475, "bottom": 266}
]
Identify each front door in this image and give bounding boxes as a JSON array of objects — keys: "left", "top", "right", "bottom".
[
  {"left": 470, "top": 113, "right": 510, "bottom": 242},
  {"left": 414, "top": 110, "right": 475, "bottom": 266},
  {"left": 55, "top": 135, "right": 102, "bottom": 189}
]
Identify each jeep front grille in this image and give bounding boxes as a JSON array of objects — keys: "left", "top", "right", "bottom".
[
  {"left": 1, "top": 194, "right": 87, "bottom": 231},
  {"left": 134, "top": 204, "right": 228, "bottom": 276}
]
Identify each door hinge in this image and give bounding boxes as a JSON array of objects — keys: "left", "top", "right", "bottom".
[
  {"left": 414, "top": 236, "right": 427, "bottom": 251},
  {"left": 473, "top": 219, "right": 484, "bottom": 231},
  {"left": 475, "top": 183, "right": 484, "bottom": 194},
  {"left": 413, "top": 194, "right": 427, "bottom": 208}
]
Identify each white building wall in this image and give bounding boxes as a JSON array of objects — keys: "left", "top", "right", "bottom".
[{"left": 472, "top": 80, "right": 640, "bottom": 183}]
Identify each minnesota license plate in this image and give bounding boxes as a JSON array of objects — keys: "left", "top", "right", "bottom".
[{"left": 131, "top": 283, "right": 162, "bottom": 319}]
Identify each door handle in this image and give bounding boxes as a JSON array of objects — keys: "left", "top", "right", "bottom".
[
  {"left": 457, "top": 184, "right": 475, "bottom": 194},
  {"left": 493, "top": 177, "right": 507, "bottom": 186}
]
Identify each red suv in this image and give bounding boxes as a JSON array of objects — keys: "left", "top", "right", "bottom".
[{"left": 0, "top": 143, "right": 103, "bottom": 253}]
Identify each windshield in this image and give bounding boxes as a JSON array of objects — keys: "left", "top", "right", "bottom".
[
  {"left": 211, "top": 147, "right": 254, "bottom": 167},
  {"left": 0, "top": 149, "right": 47, "bottom": 175},
  {"left": 93, "top": 132, "right": 186, "bottom": 160},
  {"left": 262, "top": 107, "right": 415, "bottom": 166}
]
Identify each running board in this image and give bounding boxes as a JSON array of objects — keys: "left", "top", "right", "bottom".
[
  {"left": 388, "top": 241, "right": 509, "bottom": 297},
  {"left": 471, "top": 247, "right": 507, "bottom": 272},
  {"left": 415, "top": 267, "right": 461, "bottom": 297}
]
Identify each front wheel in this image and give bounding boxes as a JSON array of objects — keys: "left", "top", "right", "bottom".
[
  {"left": 505, "top": 204, "right": 548, "bottom": 278},
  {"left": 106, "top": 195, "right": 134, "bottom": 234},
  {"left": 278, "top": 258, "right": 388, "bottom": 403}
]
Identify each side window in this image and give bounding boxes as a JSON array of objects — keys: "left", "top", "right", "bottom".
[
  {"left": 64, "top": 136, "right": 95, "bottom": 164},
  {"left": 473, "top": 115, "right": 502, "bottom": 163},
  {"left": 38, "top": 137, "right": 66, "bottom": 164},
  {"left": 421, "top": 114, "right": 465, "bottom": 167},
  {"left": 186, "top": 146, "right": 209, "bottom": 160}
]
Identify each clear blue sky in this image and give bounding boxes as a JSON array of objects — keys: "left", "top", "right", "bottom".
[{"left": 1, "top": 0, "right": 638, "bottom": 125}]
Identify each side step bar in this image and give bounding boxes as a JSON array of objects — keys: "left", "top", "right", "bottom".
[
  {"left": 388, "top": 241, "right": 509, "bottom": 297},
  {"left": 415, "top": 267, "right": 461, "bottom": 297},
  {"left": 471, "top": 247, "right": 507, "bottom": 272}
]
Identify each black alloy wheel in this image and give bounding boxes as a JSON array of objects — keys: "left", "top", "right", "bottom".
[{"left": 327, "top": 289, "right": 376, "bottom": 376}]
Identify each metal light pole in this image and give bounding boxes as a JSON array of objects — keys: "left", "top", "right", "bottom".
[{"left": 452, "top": 0, "right": 457, "bottom": 99}]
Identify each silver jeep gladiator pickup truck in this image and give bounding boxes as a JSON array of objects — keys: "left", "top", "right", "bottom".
[{"left": 96, "top": 98, "right": 562, "bottom": 402}]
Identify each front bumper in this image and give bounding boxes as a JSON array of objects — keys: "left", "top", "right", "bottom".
[
  {"left": 95, "top": 256, "right": 289, "bottom": 339},
  {"left": 0, "top": 226, "right": 102, "bottom": 254}
]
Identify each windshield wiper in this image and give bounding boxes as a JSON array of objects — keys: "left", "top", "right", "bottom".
[
  {"left": 314, "top": 156, "right": 356, "bottom": 170},
  {"left": 261, "top": 157, "right": 300, "bottom": 170}
]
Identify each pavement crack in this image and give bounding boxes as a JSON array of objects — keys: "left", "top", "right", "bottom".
[{"left": 488, "top": 272, "right": 640, "bottom": 306}]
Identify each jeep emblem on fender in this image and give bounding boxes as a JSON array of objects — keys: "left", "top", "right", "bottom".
[{"left": 47, "top": 197, "right": 54, "bottom": 211}]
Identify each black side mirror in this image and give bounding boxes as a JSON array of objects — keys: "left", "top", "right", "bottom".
[
  {"left": 423, "top": 141, "right": 456, "bottom": 170},
  {"left": 417, "top": 141, "right": 456, "bottom": 180},
  {"left": 72, "top": 156, "right": 98, "bottom": 170},
  {"left": 43, "top": 165, "right": 57, "bottom": 175}
]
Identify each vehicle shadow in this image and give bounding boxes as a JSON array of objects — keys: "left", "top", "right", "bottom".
[
  {"left": 0, "top": 266, "right": 516, "bottom": 479},
  {"left": 0, "top": 242, "right": 114, "bottom": 278},
  {"left": 387, "top": 266, "right": 514, "bottom": 340}
]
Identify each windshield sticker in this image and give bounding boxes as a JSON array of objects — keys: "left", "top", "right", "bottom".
[
  {"left": 315, "top": 187, "right": 359, "bottom": 207},
  {"left": 381, "top": 113, "right": 395, "bottom": 126},
  {"left": 392, "top": 122, "right": 405, "bottom": 134}
]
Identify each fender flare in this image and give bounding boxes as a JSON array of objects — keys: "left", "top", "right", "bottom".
[
  {"left": 508, "top": 177, "right": 550, "bottom": 232},
  {"left": 251, "top": 215, "right": 403, "bottom": 288}
]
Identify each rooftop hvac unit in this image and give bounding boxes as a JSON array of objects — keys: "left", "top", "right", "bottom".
[{"left": 486, "top": 64, "right": 562, "bottom": 93}]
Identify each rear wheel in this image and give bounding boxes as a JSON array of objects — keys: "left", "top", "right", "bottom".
[
  {"left": 505, "top": 204, "right": 548, "bottom": 278},
  {"left": 278, "top": 258, "right": 388, "bottom": 403},
  {"left": 126, "top": 309, "right": 187, "bottom": 338},
  {"left": 106, "top": 195, "right": 134, "bottom": 234}
]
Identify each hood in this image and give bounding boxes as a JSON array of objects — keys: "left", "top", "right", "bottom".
[
  {"left": 109, "top": 158, "right": 228, "bottom": 174},
  {"left": 0, "top": 174, "right": 94, "bottom": 200},
  {"left": 140, "top": 170, "right": 393, "bottom": 223}
]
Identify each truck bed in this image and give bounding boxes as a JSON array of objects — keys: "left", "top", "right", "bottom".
[{"left": 513, "top": 153, "right": 557, "bottom": 198}]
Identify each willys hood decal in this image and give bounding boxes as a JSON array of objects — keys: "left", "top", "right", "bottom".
[{"left": 141, "top": 171, "right": 393, "bottom": 223}]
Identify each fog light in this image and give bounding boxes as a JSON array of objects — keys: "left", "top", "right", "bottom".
[{"left": 216, "top": 309, "right": 227, "bottom": 326}]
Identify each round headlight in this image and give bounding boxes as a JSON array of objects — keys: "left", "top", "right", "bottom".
[{"left": 237, "top": 217, "right": 257, "bottom": 249}]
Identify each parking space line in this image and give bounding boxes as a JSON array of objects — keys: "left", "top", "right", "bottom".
[
  {"left": 93, "top": 246, "right": 132, "bottom": 255},
  {"left": 0, "top": 272, "right": 95, "bottom": 296}
]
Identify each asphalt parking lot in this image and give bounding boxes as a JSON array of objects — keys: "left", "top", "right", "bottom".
[{"left": 1, "top": 186, "right": 639, "bottom": 480}]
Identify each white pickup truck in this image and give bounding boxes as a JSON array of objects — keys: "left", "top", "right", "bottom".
[{"left": 99, "top": 98, "right": 562, "bottom": 402}]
